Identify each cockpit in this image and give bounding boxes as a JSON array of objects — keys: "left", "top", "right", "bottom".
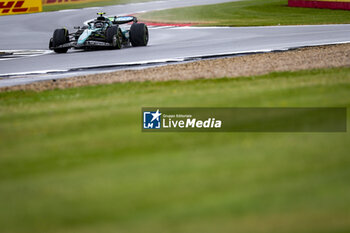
[
  {"left": 93, "top": 21, "right": 105, "bottom": 28},
  {"left": 88, "top": 12, "right": 109, "bottom": 29}
]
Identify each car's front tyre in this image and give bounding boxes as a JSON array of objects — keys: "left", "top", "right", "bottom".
[
  {"left": 107, "top": 26, "right": 122, "bottom": 49},
  {"left": 52, "top": 28, "right": 69, "bottom": 53}
]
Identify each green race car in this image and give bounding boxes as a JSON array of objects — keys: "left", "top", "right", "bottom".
[{"left": 49, "top": 12, "right": 149, "bottom": 53}]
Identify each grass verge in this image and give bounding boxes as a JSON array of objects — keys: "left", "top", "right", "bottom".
[
  {"left": 0, "top": 67, "right": 349, "bottom": 233},
  {"left": 138, "top": 0, "right": 350, "bottom": 26},
  {"left": 42, "top": 0, "right": 165, "bottom": 12}
]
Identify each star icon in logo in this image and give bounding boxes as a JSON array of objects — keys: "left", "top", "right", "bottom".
[{"left": 151, "top": 109, "right": 161, "bottom": 122}]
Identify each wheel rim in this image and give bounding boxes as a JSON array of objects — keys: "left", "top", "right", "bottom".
[
  {"left": 118, "top": 31, "right": 122, "bottom": 47},
  {"left": 113, "top": 32, "right": 122, "bottom": 48},
  {"left": 144, "top": 27, "right": 149, "bottom": 45},
  {"left": 112, "top": 35, "right": 116, "bottom": 47}
]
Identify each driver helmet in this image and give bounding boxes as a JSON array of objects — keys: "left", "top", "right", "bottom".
[{"left": 95, "top": 21, "right": 104, "bottom": 28}]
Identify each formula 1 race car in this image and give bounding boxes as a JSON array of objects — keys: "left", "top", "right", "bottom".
[{"left": 49, "top": 12, "right": 148, "bottom": 53}]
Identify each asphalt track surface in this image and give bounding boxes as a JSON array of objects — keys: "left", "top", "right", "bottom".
[{"left": 0, "top": 0, "right": 350, "bottom": 87}]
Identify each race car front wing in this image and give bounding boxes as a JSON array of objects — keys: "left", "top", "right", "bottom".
[{"left": 50, "top": 40, "right": 113, "bottom": 50}]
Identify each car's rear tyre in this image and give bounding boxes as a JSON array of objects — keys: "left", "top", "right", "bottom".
[
  {"left": 130, "top": 23, "right": 148, "bottom": 47},
  {"left": 52, "top": 28, "right": 69, "bottom": 53}
]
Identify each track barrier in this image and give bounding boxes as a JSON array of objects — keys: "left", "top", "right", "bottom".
[
  {"left": 288, "top": 0, "right": 350, "bottom": 10},
  {"left": 0, "top": 0, "right": 42, "bottom": 15}
]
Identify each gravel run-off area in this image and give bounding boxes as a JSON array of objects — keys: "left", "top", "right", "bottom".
[{"left": 1, "top": 43, "right": 350, "bottom": 92}]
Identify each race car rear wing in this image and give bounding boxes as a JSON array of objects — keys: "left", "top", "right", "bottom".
[{"left": 109, "top": 16, "right": 138, "bottom": 24}]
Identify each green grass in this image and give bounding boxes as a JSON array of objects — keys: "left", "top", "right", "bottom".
[
  {"left": 0, "top": 67, "right": 350, "bottom": 233},
  {"left": 139, "top": 0, "right": 350, "bottom": 26},
  {"left": 42, "top": 0, "right": 167, "bottom": 12}
]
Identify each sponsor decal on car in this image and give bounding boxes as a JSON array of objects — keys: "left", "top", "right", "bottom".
[{"left": 0, "top": 0, "right": 41, "bottom": 15}]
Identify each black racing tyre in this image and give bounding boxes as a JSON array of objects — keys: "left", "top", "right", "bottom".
[
  {"left": 52, "top": 28, "right": 69, "bottom": 53},
  {"left": 107, "top": 26, "right": 122, "bottom": 49},
  {"left": 130, "top": 23, "right": 148, "bottom": 47},
  {"left": 106, "top": 26, "right": 118, "bottom": 43},
  {"left": 49, "top": 38, "right": 53, "bottom": 49}
]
